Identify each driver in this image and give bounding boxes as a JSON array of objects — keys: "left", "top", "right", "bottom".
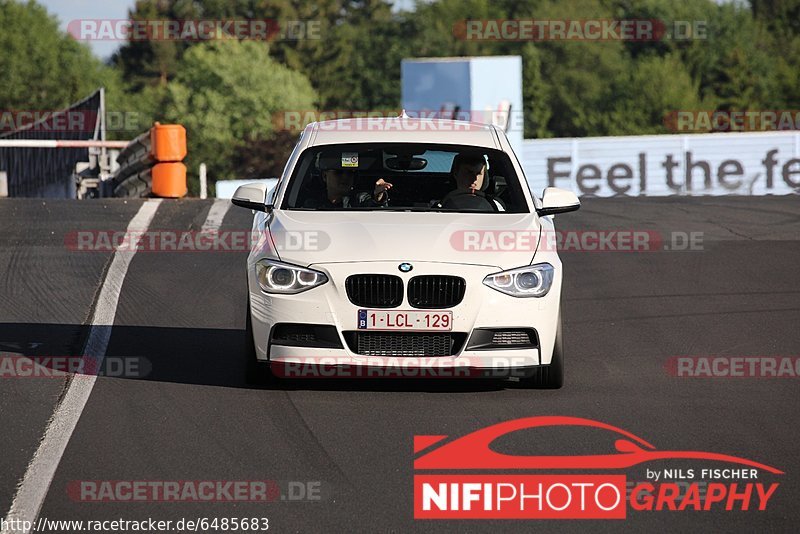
[
  {"left": 453, "top": 153, "right": 487, "bottom": 193},
  {"left": 438, "top": 153, "right": 501, "bottom": 211}
]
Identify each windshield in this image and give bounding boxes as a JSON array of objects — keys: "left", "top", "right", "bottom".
[{"left": 280, "top": 143, "right": 530, "bottom": 213}]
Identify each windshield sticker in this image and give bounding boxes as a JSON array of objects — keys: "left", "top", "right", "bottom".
[{"left": 342, "top": 152, "right": 359, "bottom": 168}]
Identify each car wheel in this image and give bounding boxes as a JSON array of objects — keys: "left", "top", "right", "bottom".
[
  {"left": 244, "top": 295, "right": 273, "bottom": 386},
  {"left": 522, "top": 314, "right": 564, "bottom": 389}
]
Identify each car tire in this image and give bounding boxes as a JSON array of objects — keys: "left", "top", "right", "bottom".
[
  {"left": 244, "top": 295, "right": 273, "bottom": 386},
  {"left": 522, "top": 314, "right": 564, "bottom": 389}
]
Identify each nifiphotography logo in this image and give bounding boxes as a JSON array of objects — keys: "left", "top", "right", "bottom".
[{"left": 413, "top": 416, "right": 783, "bottom": 519}]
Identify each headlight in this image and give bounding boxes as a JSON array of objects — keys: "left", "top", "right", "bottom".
[
  {"left": 483, "top": 263, "right": 554, "bottom": 297},
  {"left": 255, "top": 259, "right": 328, "bottom": 294}
]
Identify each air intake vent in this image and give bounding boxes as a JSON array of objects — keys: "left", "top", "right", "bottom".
[
  {"left": 270, "top": 324, "right": 343, "bottom": 349},
  {"left": 343, "top": 332, "right": 467, "bottom": 357},
  {"left": 465, "top": 328, "right": 539, "bottom": 350},
  {"left": 491, "top": 330, "right": 536, "bottom": 346}
]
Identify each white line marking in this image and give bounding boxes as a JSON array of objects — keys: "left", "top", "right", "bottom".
[
  {"left": 201, "top": 199, "right": 230, "bottom": 233},
  {"left": 1, "top": 199, "right": 162, "bottom": 534}
]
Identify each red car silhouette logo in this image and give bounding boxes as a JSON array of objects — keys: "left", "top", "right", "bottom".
[{"left": 414, "top": 416, "right": 783, "bottom": 473}]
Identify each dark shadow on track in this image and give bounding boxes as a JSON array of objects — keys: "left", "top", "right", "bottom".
[{"left": 0, "top": 322, "right": 528, "bottom": 393}]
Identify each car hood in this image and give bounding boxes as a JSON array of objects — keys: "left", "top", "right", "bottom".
[{"left": 265, "top": 210, "right": 541, "bottom": 270}]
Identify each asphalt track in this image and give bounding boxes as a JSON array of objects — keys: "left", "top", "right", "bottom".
[{"left": 1, "top": 195, "right": 799, "bottom": 533}]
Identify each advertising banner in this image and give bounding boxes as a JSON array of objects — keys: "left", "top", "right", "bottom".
[{"left": 522, "top": 131, "right": 800, "bottom": 196}]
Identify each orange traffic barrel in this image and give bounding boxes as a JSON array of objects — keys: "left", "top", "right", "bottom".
[
  {"left": 150, "top": 123, "right": 187, "bottom": 162},
  {"left": 151, "top": 162, "right": 187, "bottom": 198}
]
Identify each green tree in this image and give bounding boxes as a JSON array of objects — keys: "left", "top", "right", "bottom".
[
  {"left": 304, "top": 4, "right": 412, "bottom": 109},
  {"left": 611, "top": 54, "right": 704, "bottom": 134},
  {"left": 112, "top": 0, "right": 200, "bottom": 89},
  {"left": 519, "top": 43, "right": 552, "bottom": 138},
  {"left": 525, "top": 0, "right": 633, "bottom": 136},
  {"left": 746, "top": 0, "right": 800, "bottom": 108},
  {"left": 163, "top": 39, "right": 317, "bottom": 193},
  {"left": 771, "top": 36, "right": 800, "bottom": 107},
  {"left": 750, "top": 0, "right": 800, "bottom": 37},
  {"left": 0, "top": 0, "right": 114, "bottom": 110},
  {"left": 114, "top": 0, "right": 411, "bottom": 109},
  {"left": 697, "top": 4, "right": 779, "bottom": 111}
]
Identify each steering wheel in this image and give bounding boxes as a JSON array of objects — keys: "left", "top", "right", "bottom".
[{"left": 438, "top": 190, "right": 499, "bottom": 212}]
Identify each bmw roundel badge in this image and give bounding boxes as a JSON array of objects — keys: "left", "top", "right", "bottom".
[{"left": 398, "top": 263, "right": 413, "bottom": 273}]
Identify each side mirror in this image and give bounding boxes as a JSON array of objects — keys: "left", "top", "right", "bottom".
[
  {"left": 537, "top": 187, "right": 580, "bottom": 217},
  {"left": 231, "top": 182, "right": 272, "bottom": 212}
]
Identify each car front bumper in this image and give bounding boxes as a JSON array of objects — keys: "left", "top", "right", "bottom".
[{"left": 248, "top": 260, "right": 562, "bottom": 374}]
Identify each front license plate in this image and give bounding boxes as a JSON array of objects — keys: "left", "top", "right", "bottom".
[{"left": 357, "top": 309, "right": 453, "bottom": 331}]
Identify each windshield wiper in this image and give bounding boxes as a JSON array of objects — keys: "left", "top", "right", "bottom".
[
  {"left": 378, "top": 207, "right": 446, "bottom": 212},
  {"left": 288, "top": 206, "right": 445, "bottom": 212}
]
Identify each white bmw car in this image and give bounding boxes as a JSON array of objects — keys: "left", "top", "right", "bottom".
[{"left": 231, "top": 117, "right": 579, "bottom": 388}]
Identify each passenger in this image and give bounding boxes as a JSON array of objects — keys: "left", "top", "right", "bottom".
[{"left": 304, "top": 164, "right": 392, "bottom": 209}]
